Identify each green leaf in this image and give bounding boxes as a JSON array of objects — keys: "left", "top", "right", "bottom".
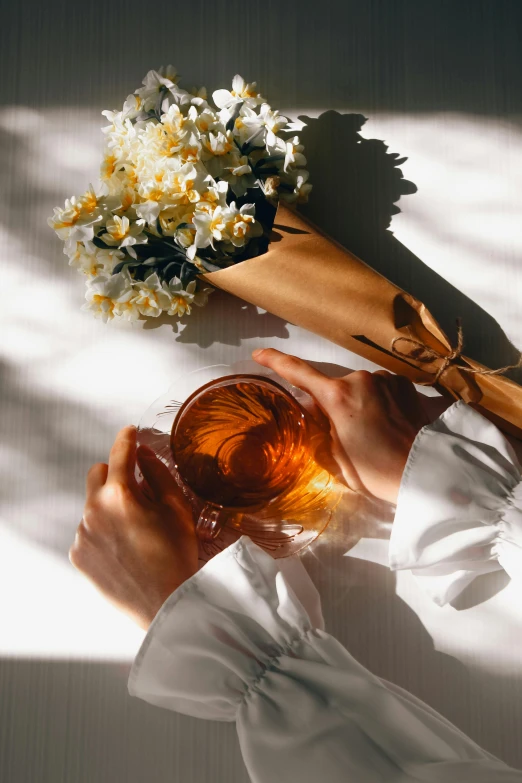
[
  {"left": 180, "top": 261, "right": 199, "bottom": 287},
  {"left": 255, "top": 166, "right": 279, "bottom": 177},
  {"left": 198, "top": 258, "right": 224, "bottom": 273},
  {"left": 112, "top": 259, "right": 142, "bottom": 274},
  {"left": 163, "top": 261, "right": 181, "bottom": 282},
  {"left": 226, "top": 100, "right": 244, "bottom": 132},
  {"left": 241, "top": 140, "right": 265, "bottom": 156},
  {"left": 256, "top": 154, "right": 285, "bottom": 166}
]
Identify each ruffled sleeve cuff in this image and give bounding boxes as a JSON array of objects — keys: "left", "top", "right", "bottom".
[
  {"left": 128, "top": 536, "right": 323, "bottom": 721},
  {"left": 389, "top": 401, "right": 522, "bottom": 605}
]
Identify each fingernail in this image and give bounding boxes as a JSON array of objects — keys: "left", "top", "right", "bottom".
[{"left": 252, "top": 349, "right": 264, "bottom": 358}]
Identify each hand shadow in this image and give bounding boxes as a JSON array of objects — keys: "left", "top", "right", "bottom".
[{"left": 297, "top": 111, "right": 522, "bottom": 384}]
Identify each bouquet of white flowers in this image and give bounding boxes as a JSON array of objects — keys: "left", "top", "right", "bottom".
[
  {"left": 48, "top": 67, "right": 311, "bottom": 322},
  {"left": 49, "top": 66, "right": 522, "bottom": 440}
]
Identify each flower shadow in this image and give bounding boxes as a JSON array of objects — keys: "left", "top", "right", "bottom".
[
  {"left": 146, "top": 289, "right": 290, "bottom": 348},
  {"left": 297, "top": 110, "right": 522, "bottom": 383}
]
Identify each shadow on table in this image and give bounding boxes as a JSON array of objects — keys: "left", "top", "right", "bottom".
[
  {"left": 143, "top": 291, "right": 290, "bottom": 348},
  {"left": 297, "top": 111, "right": 522, "bottom": 383},
  {"left": 303, "top": 547, "right": 522, "bottom": 769}
]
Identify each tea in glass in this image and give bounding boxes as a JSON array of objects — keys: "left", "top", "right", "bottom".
[{"left": 170, "top": 374, "right": 340, "bottom": 543}]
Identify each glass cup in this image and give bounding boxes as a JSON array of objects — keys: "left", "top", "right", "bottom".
[
  {"left": 137, "top": 362, "right": 342, "bottom": 558},
  {"left": 170, "top": 374, "right": 319, "bottom": 541}
]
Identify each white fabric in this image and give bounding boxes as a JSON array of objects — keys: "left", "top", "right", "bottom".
[
  {"left": 389, "top": 401, "right": 522, "bottom": 606},
  {"left": 128, "top": 536, "right": 522, "bottom": 782}
]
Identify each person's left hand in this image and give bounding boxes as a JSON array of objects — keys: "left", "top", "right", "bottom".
[{"left": 69, "top": 426, "right": 199, "bottom": 630}]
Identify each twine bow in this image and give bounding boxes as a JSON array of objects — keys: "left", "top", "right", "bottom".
[{"left": 391, "top": 318, "right": 522, "bottom": 386}]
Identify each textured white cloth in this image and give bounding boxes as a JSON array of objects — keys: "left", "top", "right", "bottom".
[
  {"left": 389, "top": 401, "right": 522, "bottom": 605},
  {"left": 129, "top": 536, "right": 522, "bottom": 781}
]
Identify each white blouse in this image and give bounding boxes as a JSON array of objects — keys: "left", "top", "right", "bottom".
[
  {"left": 390, "top": 401, "right": 522, "bottom": 606},
  {"left": 128, "top": 401, "right": 522, "bottom": 782}
]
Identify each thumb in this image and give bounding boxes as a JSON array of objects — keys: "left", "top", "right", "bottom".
[{"left": 137, "top": 445, "right": 186, "bottom": 507}]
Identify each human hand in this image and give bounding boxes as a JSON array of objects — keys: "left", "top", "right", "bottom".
[
  {"left": 252, "top": 349, "right": 430, "bottom": 505},
  {"left": 69, "top": 426, "right": 199, "bottom": 630}
]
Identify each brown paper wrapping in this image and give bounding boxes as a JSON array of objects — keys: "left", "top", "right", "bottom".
[{"left": 204, "top": 203, "right": 522, "bottom": 440}]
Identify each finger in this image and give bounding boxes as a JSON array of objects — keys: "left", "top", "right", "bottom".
[
  {"left": 86, "top": 463, "right": 108, "bottom": 497},
  {"left": 69, "top": 519, "right": 94, "bottom": 570},
  {"left": 107, "top": 425, "right": 138, "bottom": 486},
  {"left": 252, "top": 348, "right": 333, "bottom": 401},
  {"left": 137, "top": 446, "right": 192, "bottom": 519}
]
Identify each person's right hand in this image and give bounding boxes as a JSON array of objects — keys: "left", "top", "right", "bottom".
[{"left": 252, "top": 349, "right": 431, "bottom": 505}]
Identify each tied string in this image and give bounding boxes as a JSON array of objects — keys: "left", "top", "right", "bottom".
[{"left": 391, "top": 318, "right": 522, "bottom": 387}]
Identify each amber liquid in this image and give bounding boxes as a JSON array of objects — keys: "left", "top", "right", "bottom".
[{"left": 171, "top": 377, "right": 337, "bottom": 520}]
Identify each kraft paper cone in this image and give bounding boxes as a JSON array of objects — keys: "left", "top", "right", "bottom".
[{"left": 204, "top": 203, "right": 522, "bottom": 440}]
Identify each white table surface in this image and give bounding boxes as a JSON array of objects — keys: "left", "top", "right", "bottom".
[{"left": 1, "top": 1, "right": 522, "bottom": 781}]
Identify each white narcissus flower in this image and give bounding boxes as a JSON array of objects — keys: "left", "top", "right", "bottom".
[
  {"left": 283, "top": 136, "right": 307, "bottom": 172},
  {"left": 190, "top": 86, "right": 208, "bottom": 101},
  {"left": 186, "top": 200, "right": 262, "bottom": 259},
  {"left": 279, "top": 169, "right": 313, "bottom": 204},
  {"left": 94, "top": 247, "right": 126, "bottom": 274},
  {"left": 157, "top": 205, "right": 194, "bottom": 238},
  {"left": 200, "top": 129, "right": 242, "bottom": 179},
  {"left": 213, "top": 74, "right": 265, "bottom": 110},
  {"left": 224, "top": 202, "right": 264, "bottom": 249},
  {"left": 100, "top": 151, "right": 130, "bottom": 195},
  {"left": 101, "top": 110, "right": 138, "bottom": 161},
  {"left": 198, "top": 178, "right": 229, "bottom": 209},
  {"left": 234, "top": 103, "right": 289, "bottom": 148},
  {"left": 109, "top": 186, "right": 139, "bottom": 220},
  {"left": 132, "top": 272, "right": 172, "bottom": 317},
  {"left": 82, "top": 268, "right": 136, "bottom": 322},
  {"left": 187, "top": 105, "right": 219, "bottom": 135},
  {"left": 101, "top": 215, "right": 147, "bottom": 249},
  {"left": 135, "top": 67, "right": 182, "bottom": 112},
  {"left": 166, "top": 279, "right": 195, "bottom": 317},
  {"left": 47, "top": 186, "right": 105, "bottom": 242},
  {"left": 222, "top": 155, "right": 256, "bottom": 198},
  {"left": 122, "top": 93, "right": 144, "bottom": 120},
  {"left": 186, "top": 204, "right": 222, "bottom": 259},
  {"left": 135, "top": 199, "right": 162, "bottom": 225},
  {"left": 64, "top": 240, "right": 98, "bottom": 274}
]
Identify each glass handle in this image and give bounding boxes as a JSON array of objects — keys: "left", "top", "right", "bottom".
[{"left": 196, "top": 503, "right": 226, "bottom": 541}]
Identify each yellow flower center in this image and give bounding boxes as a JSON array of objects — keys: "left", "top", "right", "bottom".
[
  {"left": 81, "top": 191, "right": 98, "bottom": 213},
  {"left": 57, "top": 204, "right": 81, "bottom": 228},
  {"left": 102, "top": 155, "right": 117, "bottom": 178},
  {"left": 121, "top": 191, "right": 134, "bottom": 211},
  {"left": 210, "top": 217, "right": 224, "bottom": 233},
  {"left": 109, "top": 219, "right": 128, "bottom": 240},
  {"left": 147, "top": 187, "right": 164, "bottom": 202},
  {"left": 92, "top": 294, "right": 114, "bottom": 314}
]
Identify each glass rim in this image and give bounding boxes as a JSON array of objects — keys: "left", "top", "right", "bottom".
[{"left": 169, "top": 373, "right": 309, "bottom": 500}]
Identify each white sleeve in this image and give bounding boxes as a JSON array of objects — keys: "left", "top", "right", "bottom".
[
  {"left": 128, "top": 536, "right": 522, "bottom": 782},
  {"left": 389, "top": 401, "right": 522, "bottom": 606}
]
